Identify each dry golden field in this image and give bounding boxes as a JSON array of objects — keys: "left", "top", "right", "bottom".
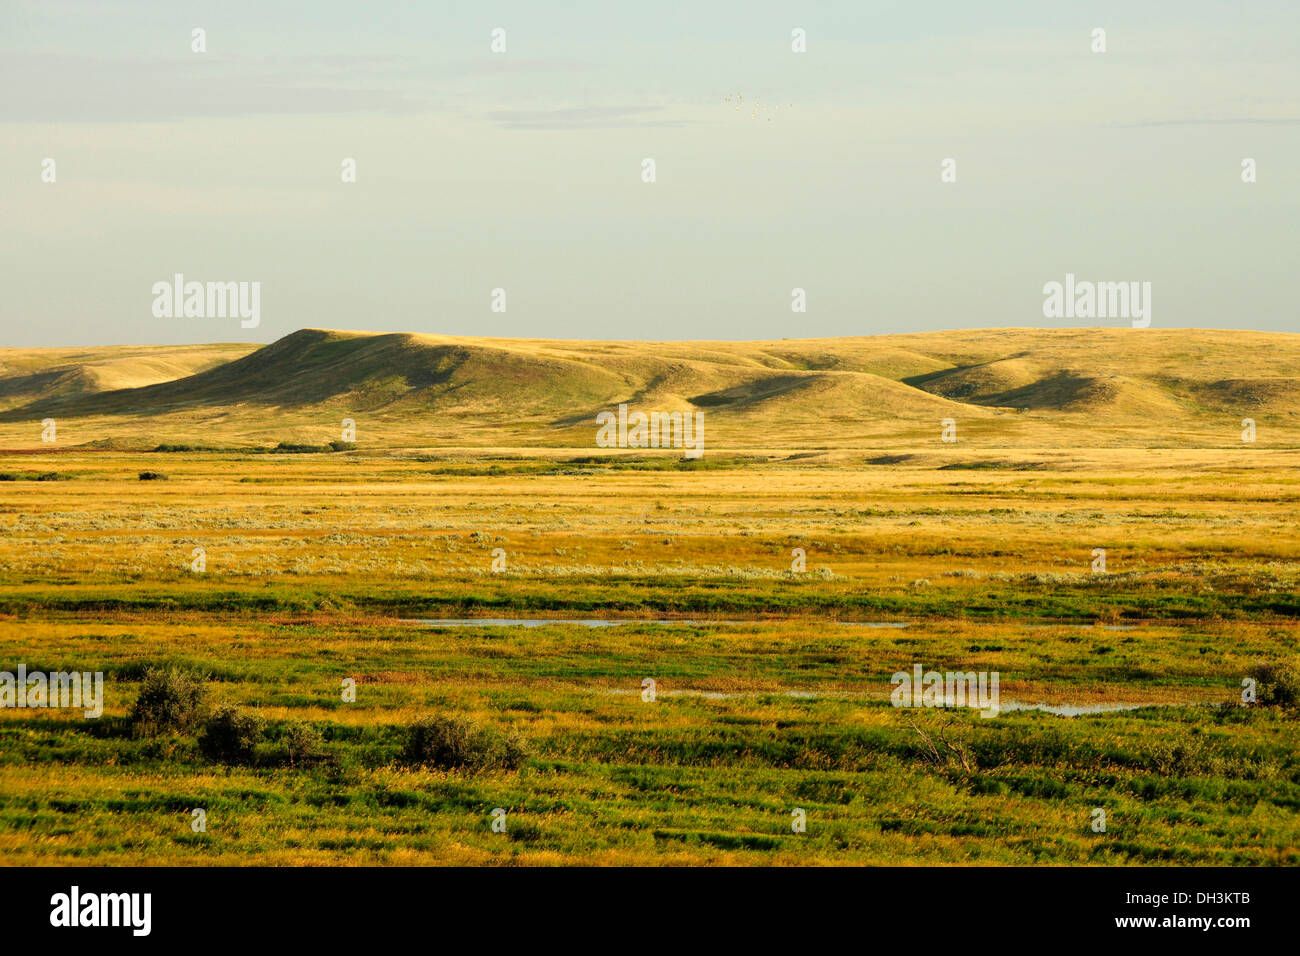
[{"left": 0, "top": 329, "right": 1296, "bottom": 865}]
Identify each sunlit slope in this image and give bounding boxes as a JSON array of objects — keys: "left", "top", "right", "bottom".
[
  {"left": 0, "top": 343, "right": 258, "bottom": 412},
  {"left": 1, "top": 328, "right": 1296, "bottom": 448}
]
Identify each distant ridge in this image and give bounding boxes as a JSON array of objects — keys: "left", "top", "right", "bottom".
[{"left": 1, "top": 328, "right": 1297, "bottom": 448}]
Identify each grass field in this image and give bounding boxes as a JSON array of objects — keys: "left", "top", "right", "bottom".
[{"left": 1, "top": 439, "right": 1297, "bottom": 865}]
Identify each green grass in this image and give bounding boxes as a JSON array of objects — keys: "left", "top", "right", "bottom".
[
  {"left": 0, "top": 448, "right": 1296, "bottom": 864},
  {"left": 0, "top": 616, "right": 1296, "bottom": 864}
]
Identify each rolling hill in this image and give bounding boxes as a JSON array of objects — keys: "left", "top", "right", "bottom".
[
  {"left": 0, "top": 328, "right": 1296, "bottom": 450},
  {"left": 0, "top": 343, "right": 258, "bottom": 412}
]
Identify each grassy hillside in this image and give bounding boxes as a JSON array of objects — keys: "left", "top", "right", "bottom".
[
  {"left": 0, "top": 343, "right": 257, "bottom": 413},
  {"left": 0, "top": 328, "right": 1297, "bottom": 449}
]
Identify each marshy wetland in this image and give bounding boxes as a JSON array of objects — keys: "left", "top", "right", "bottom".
[{"left": 1, "top": 447, "right": 1296, "bottom": 864}]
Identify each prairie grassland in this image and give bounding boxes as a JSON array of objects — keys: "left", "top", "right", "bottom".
[
  {"left": 2, "top": 448, "right": 1297, "bottom": 616},
  {"left": 0, "top": 448, "right": 1297, "bottom": 865}
]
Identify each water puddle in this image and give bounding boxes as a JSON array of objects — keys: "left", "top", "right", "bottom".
[
  {"left": 584, "top": 685, "right": 1199, "bottom": 715},
  {"left": 997, "top": 700, "right": 1167, "bottom": 716},
  {"left": 593, "top": 686, "right": 855, "bottom": 701},
  {"left": 405, "top": 618, "right": 1152, "bottom": 632}
]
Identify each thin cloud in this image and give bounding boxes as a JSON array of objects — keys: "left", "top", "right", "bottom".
[
  {"left": 1117, "top": 116, "right": 1300, "bottom": 128},
  {"left": 0, "top": 53, "right": 427, "bottom": 122},
  {"left": 487, "top": 106, "right": 691, "bottom": 130}
]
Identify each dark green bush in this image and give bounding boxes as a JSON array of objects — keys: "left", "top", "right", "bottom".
[
  {"left": 199, "top": 705, "right": 265, "bottom": 764},
  {"left": 138, "top": 471, "right": 168, "bottom": 481},
  {"left": 1248, "top": 657, "right": 1300, "bottom": 709},
  {"left": 272, "top": 442, "right": 329, "bottom": 453},
  {"left": 129, "top": 667, "right": 207, "bottom": 736},
  {"left": 402, "top": 715, "right": 528, "bottom": 771}
]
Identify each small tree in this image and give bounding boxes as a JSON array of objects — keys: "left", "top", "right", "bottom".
[{"left": 283, "top": 721, "right": 324, "bottom": 768}]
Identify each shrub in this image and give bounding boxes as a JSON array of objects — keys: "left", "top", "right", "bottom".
[
  {"left": 272, "top": 442, "right": 329, "bottom": 453},
  {"left": 1248, "top": 657, "right": 1300, "bottom": 709},
  {"left": 282, "top": 721, "right": 325, "bottom": 767},
  {"left": 138, "top": 471, "right": 168, "bottom": 481},
  {"left": 199, "top": 705, "right": 265, "bottom": 764},
  {"left": 129, "top": 667, "right": 207, "bottom": 736},
  {"left": 402, "top": 715, "right": 528, "bottom": 771},
  {"left": 1143, "top": 738, "right": 1221, "bottom": 777}
]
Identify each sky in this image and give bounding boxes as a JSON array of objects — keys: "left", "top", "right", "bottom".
[{"left": 2, "top": 0, "right": 1297, "bottom": 346}]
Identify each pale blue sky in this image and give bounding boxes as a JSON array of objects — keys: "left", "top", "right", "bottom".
[{"left": 2, "top": 0, "right": 1297, "bottom": 345}]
